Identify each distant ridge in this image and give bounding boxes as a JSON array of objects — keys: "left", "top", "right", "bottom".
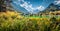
[{"left": 38, "top": 3, "right": 60, "bottom": 13}]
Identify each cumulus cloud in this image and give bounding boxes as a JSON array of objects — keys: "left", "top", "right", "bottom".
[
  {"left": 19, "top": 0, "right": 45, "bottom": 14},
  {"left": 54, "top": 0, "right": 60, "bottom": 5},
  {"left": 20, "top": 2, "right": 35, "bottom": 13},
  {"left": 37, "top": 6, "right": 45, "bottom": 11}
]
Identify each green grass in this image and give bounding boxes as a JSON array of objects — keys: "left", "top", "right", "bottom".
[
  {"left": 0, "top": 15, "right": 60, "bottom": 31},
  {"left": 25, "top": 15, "right": 60, "bottom": 18}
]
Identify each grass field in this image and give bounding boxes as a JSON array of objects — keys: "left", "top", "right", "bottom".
[
  {"left": 0, "top": 11, "right": 60, "bottom": 31},
  {"left": 25, "top": 15, "right": 60, "bottom": 18}
]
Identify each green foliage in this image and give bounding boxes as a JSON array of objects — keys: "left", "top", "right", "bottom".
[{"left": 0, "top": 14, "right": 60, "bottom": 31}]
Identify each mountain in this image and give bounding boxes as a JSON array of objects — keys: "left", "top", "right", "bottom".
[
  {"left": 38, "top": 3, "right": 60, "bottom": 13},
  {"left": 11, "top": 2, "right": 30, "bottom": 14}
]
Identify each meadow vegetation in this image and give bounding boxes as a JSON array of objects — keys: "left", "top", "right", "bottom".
[{"left": 0, "top": 11, "right": 60, "bottom": 31}]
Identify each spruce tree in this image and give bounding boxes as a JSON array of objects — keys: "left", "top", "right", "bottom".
[{"left": 0, "top": 0, "right": 6, "bottom": 12}]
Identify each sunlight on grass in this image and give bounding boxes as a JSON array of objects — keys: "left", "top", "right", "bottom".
[{"left": 0, "top": 11, "right": 60, "bottom": 31}]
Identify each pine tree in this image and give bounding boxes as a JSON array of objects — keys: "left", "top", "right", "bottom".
[
  {"left": 0, "top": 0, "right": 6, "bottom": 12},
  {"left": 0, "top": 0, "right": 12, "bottom": 12}
]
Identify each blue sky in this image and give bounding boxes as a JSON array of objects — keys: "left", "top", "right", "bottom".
[{"left": 11, "top": 0, "right": 60, "bottom": 14}]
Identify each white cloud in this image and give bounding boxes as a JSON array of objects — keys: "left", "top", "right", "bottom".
[
  {"left": 37, "top": 6, "right": 45, "bottom": 11},
  {"left": 19, "top": 0, "right": 45, "bottom": 14},
  {"left": 54, "top": 0, "right": 60, "bottom": 5},
  {"left": 20, "top": 1, "right": 35, "bottom": 13}
]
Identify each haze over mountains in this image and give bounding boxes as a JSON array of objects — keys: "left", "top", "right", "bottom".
[
  {"left": 11, "top": 0, "right": 60, "bottom": 14},
  {"left": 39, "top": 3, "right": 60, "bottom": 13}
]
